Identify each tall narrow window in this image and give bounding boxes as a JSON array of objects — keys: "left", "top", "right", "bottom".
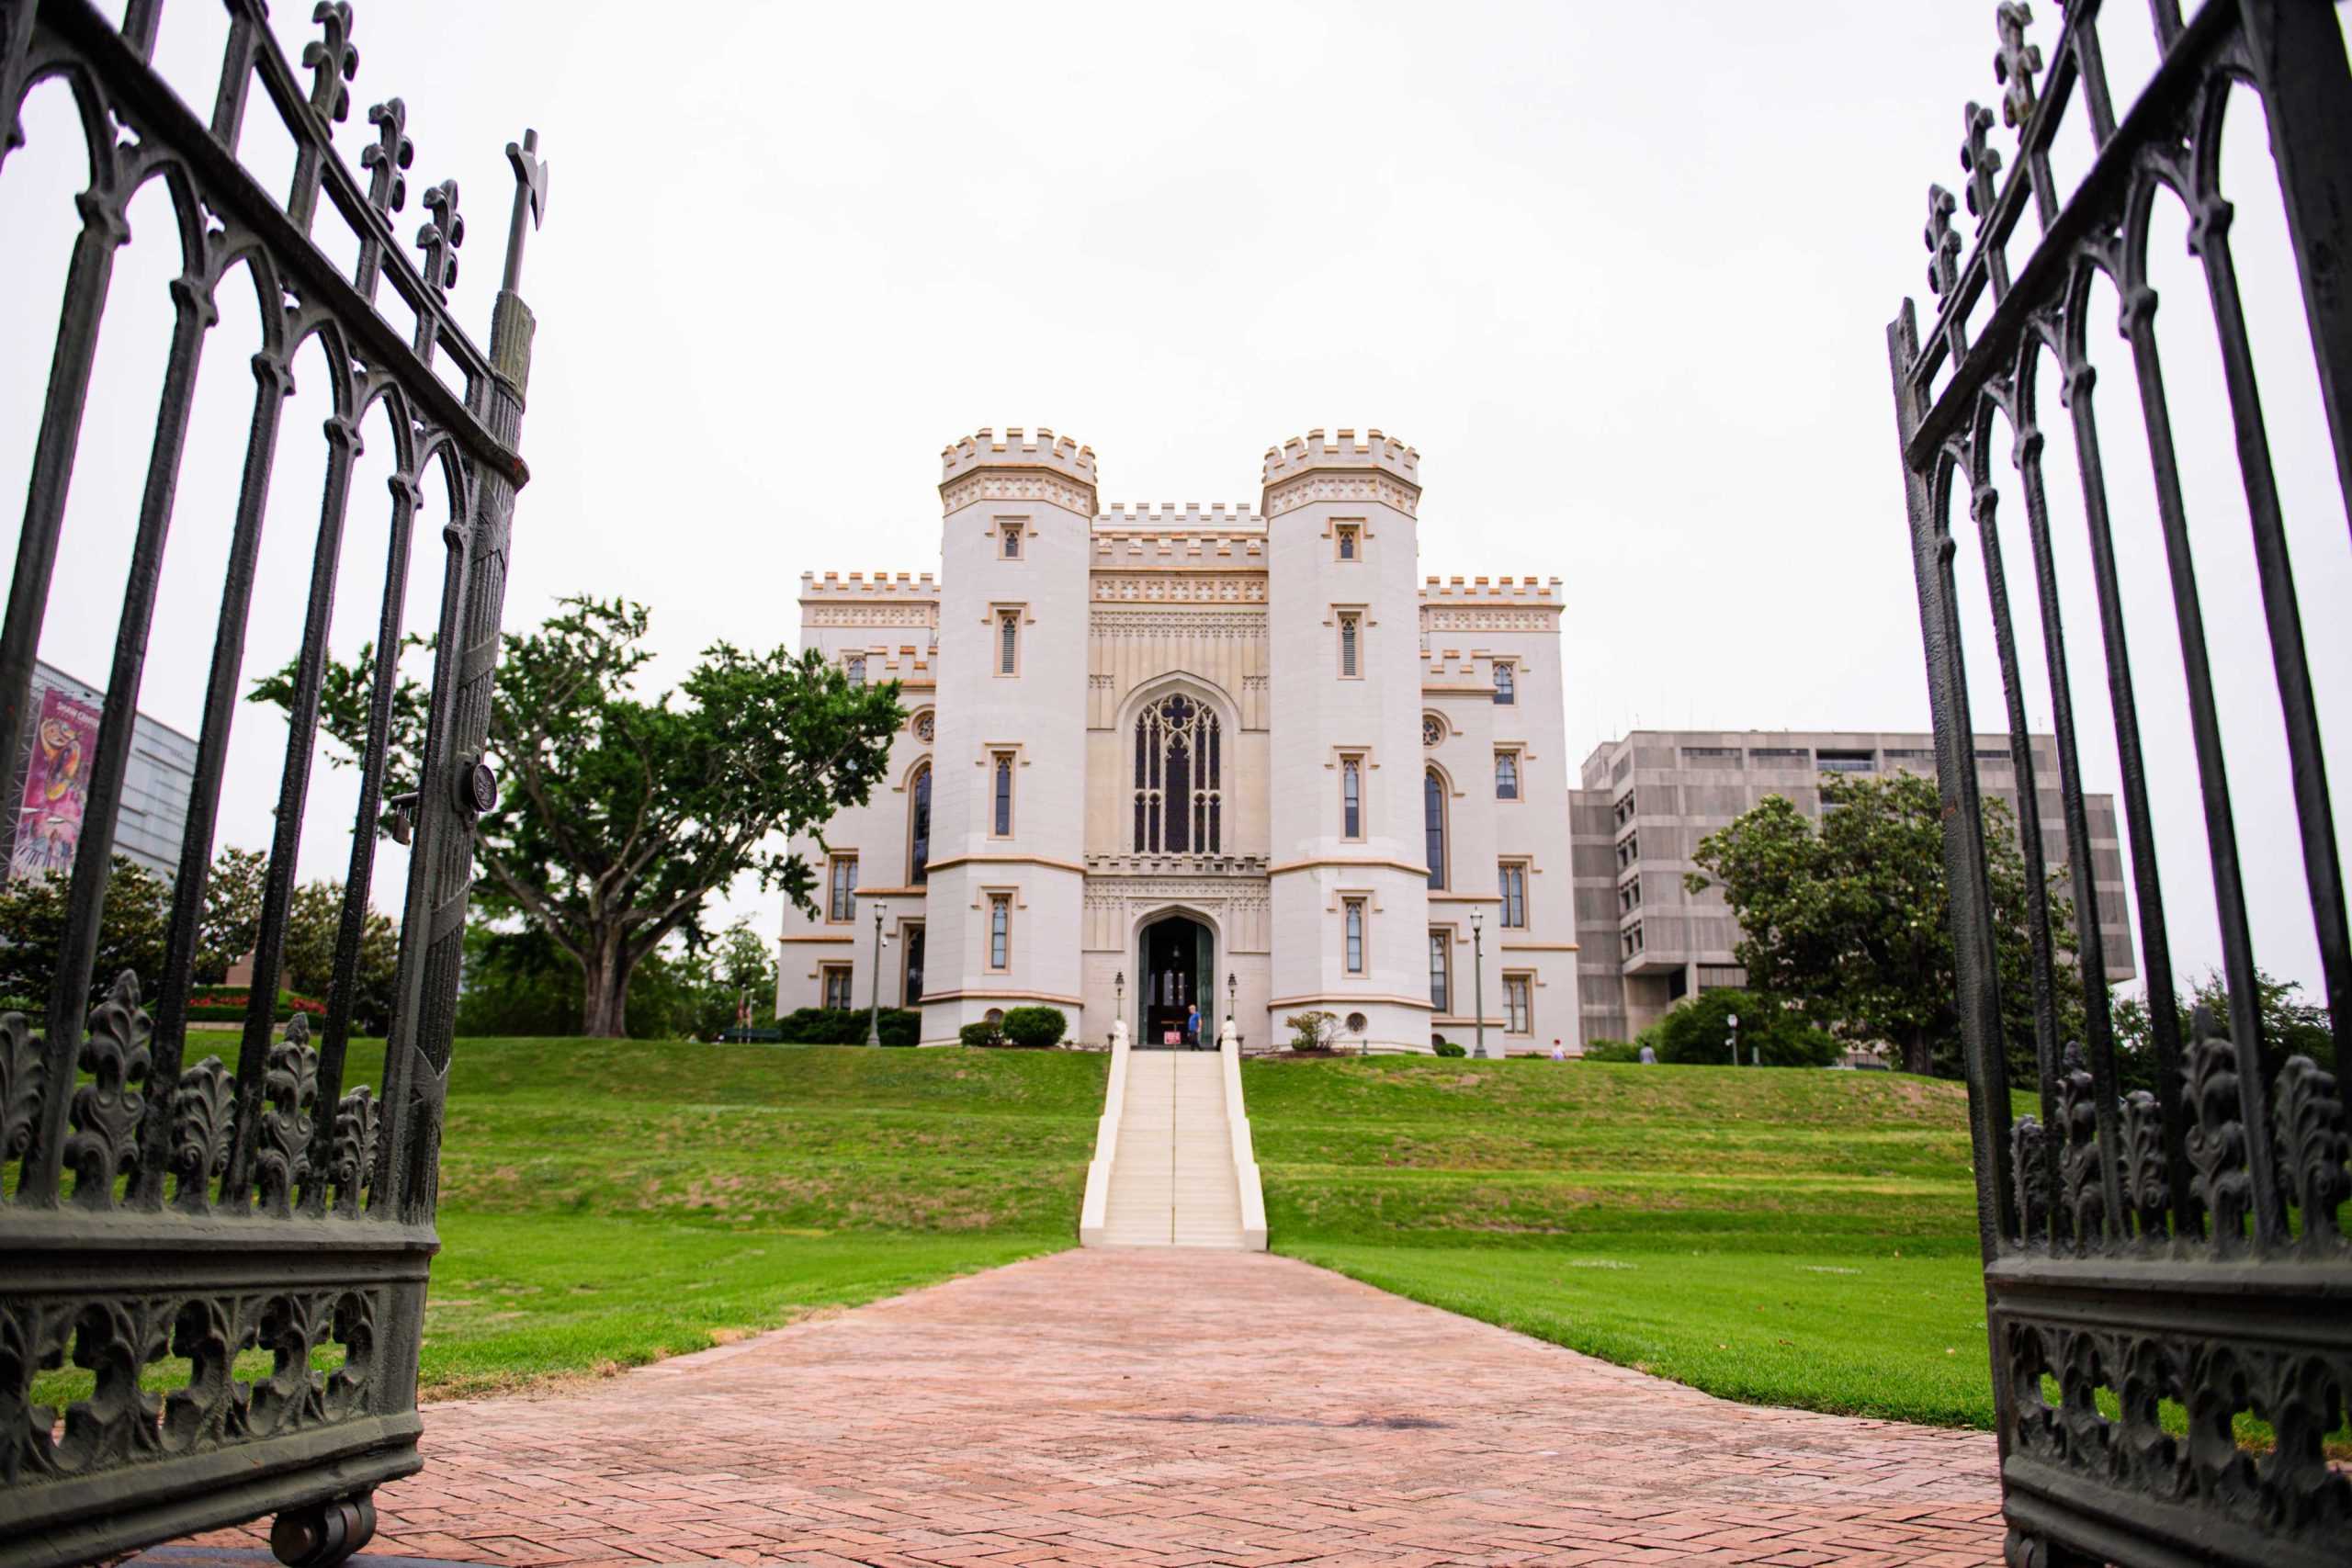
[
  {"left": 1130, "top": 694, "right": 1221, "bottom": 854},
  {"left": 1344, "top": 898, "right": 1366, "bottom": 974},
  {"left": 1424, "top": 770, "right": 1448, "bottom": 890},
  {"left": 822, "top": 964, "right": 854, "bottom": 1011},
  {"left": 1339, "top": 613, "right": 1361, "bottom": 677},
  {"left": 1495, "top": 750, "right": 1520, "bottom": 800},
  {"left": 828, "top": 853, "right": 858, "bottom": 922},
  {"left": 902, "top": 924, "right": 926, "bottom": 1007},
  {"left": 1492, "top": 662, "right": 1516, "bottom": 705},
  {"left": 992, "top": 752, "right": 1014, "bottom": 836},
  {"left": 998, "top": 610, "right": 1019, "bottom": 675},
  {"left": 1505, "top": 975, "right": 1532, "bottom": 1034},
  {"left": 1340, "top": 755, "right": 1363, "bottom": 840},
  {"left": 1428, "top": 931, "right": 1450, "bottom": 1013},
  {"left": 844, "top": 654, "right": 865, "bottom": 687},
  {"left": 1001, "top": 522, "right": 1022, "bottom": 558},
  {"left": 1498, "top": 861, "right": 1528, "bottom": 929},
  {"left": 908, "top": 763, "right": 932, "bottom": 884},
  {"left": 1335, "top": 524, "right": 1360, "bottom": 560},
  {"left": 989, "top": 894, "right": 1011, "bottom": 970}
]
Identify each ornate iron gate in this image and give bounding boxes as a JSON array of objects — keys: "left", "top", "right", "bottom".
[
  {"left": 0, "top": 2, "right": 542, "bottom": 1562},
  {"left": 1888, "top": 3, "right": 2348, "bottom": 1564}
]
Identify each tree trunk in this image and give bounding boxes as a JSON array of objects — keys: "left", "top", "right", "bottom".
[
  {"left": 1903, "top": 1028, "right": 1933, "bottom": 1077},
  {"left": 580, "top": 931, "right": 634, "bottom": 1038}
]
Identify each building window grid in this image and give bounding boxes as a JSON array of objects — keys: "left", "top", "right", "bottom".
[
  {"left": 1132, "top": 694, "right": 1222, "bottom": 854},
  {"left": 1498, "top": 861, "right": 1528, "bottom": 929},
  {"left": 992, "top": 752, "right": 1015, "bottom": 837},
  {"left": 1495, "top": 750, "right": 1520, "bottom": 801},
  {"left": 1492, "top": 662, "right": 1516, "bottom": 705},
  {"left": 1619, "top": 876, "right": 1642, "bottom": 913},
  {"left": 822, "top": 964, "right": 854, "bottom": 1011},
  {"left": 1338, "top": 613, "right": 1362, "bottom": 678},
  {"left": 828, "top": 853, "right": 858, "bottom": 922},
  {"left": 1340, "top": 755, "right": 1363, "bottom": 840},
  {"left": 1622, "top": 920, "right": 1645, "bottom": 959},
  {"left": 844, "top": 654, "right": 865, "bottom": 687},
  {"left": 1344, "top": 898, "right": 1366, "bottom": 974},
  {"left": 1428, "top": 929, "right": 1451, "bottom": 1013},
  {"left": 1424, "top": 769, "right": 1448, "bottom": 890},
  {"left": 997, "top": 611, "right": 1019, "bottom": 676},
  {"left": 989, "top": 895, "right": 1011, "bottom": 971},
  {"left": 1504, "top": 975, "right": 1532, "bottom": 1035}
]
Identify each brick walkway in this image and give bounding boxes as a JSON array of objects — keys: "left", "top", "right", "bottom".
[{"left": 199, "top": 1249, "right": 2004, "bottom": 1566}]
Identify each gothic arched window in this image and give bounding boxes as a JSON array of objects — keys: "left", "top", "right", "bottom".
[
  {"left": 907, "top": 762, "right": 932, "bottom": 885},
  {"left": 1133, "top": 694, "right": 1222, "bottom": 854},
  {"left": 1425, "top": 768, "right": 1448, "bottom": 890}
]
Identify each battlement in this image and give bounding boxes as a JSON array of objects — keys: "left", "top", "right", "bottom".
[
  {"left": 800, "top": 570, "right": 941, "bottom": 599},
  {"left": 1092, "top": 532, "right": 1269, "bottom": 563},
  {"left": 941, "top": 426, "right": 1097, "bottom": 485},
  {"left": 1420, "top": 648, "right": 1491, "bottom": 678},
  {"left": 1261, "top": 427, "right": 1419, "bottom": 488},
  {"left": 1093, "top": 502, "right": 1265, "bottom": 530},
  {"left": 1418, "top": 574, "right": 1563, "bottom": 603}
]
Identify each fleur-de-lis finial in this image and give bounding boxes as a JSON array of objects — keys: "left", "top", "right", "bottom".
[
  {"left": 1925, "top": 185, "right": 1962, "bottom": 298},
  {"left": 1994, "top": 3, "right": 2042, "bottom": 131},
  {"left": 417, "top": 180, "right": 463, "bottom": 299},
  {"left": 362, "top": 97, "right": 411, "bottom": 215},
  {"left": 301, "top": 2, "right": 358, "bottom": 124},
  {"left": 1961, "top": 101, "right": 2002, "bottom": 220}
]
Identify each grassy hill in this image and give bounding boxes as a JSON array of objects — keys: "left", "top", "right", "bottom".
[{"left": 1243, "top": 1056, "right": 2001, "bottom": 1427}]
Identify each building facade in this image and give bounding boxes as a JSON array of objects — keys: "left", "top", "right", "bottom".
[
  {"left": 1568, "top": 728, "right": 2136, "bottom": 1044},
  {"left": 779, "top": 428, "right": 1580, "bottom": 1052},
  {"left": 6, "top": 660, "right": 197, "bottom": 882}
]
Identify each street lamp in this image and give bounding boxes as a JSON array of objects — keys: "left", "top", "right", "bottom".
[
  {"left": 1727, "top": 1011, "right": 1741, "bottom": 1067},
  {"left": 1114, "top": 969, "right": 1125, "bottom": 1042},
  {"left": 1469, "top": 908, "right": 1487, "bottom": 1060},
  {"left": 865, "top": 907, "right": 888, "bottom": 1046},
  {"left": 1226, "top": 971, "right": 1236, "bottom": 1022}
]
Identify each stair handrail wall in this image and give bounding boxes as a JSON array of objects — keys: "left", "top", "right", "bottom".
[
  {"left": 1078, "top": 1018, "right": 1130, "bottom": 1245},
  {"left": 1218, "top": 1020, "right": 1268, "bottom": 1251}
]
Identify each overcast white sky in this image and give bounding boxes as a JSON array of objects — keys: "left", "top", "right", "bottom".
[{"left": 3, "top": 2, "right": 2346, "bottom": 1003}]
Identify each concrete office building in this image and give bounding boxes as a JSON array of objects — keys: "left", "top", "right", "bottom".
[
  {"left": 1569, "top": 729, "right": 2135, "bottom": 1045},
  {"left": 6, "top": 660, "right": 198, "bottom": 883}
]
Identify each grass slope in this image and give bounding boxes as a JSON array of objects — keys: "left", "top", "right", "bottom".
[
  {"left": 36, "top": 1039, "right": 1103, "bottom": 1404},
  {"left": 1245, "top": 1057, "right": 2001, "bottom": 1427}
]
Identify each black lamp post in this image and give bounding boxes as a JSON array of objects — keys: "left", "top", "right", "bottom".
[
  {"left": 1226, "top": 971, "right": 1236, "bottom": 1021},
  {"left": 865, "top": 907, "right": 886, "bottom": 1046},
  {"left": 1470, "top": 908, "right": 1487, "bottom": 1060},
  {"left": 1114, "top": 969, "right": 1125, "bottom": 1042}
]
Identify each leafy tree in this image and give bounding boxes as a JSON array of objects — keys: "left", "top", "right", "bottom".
[
  {"left": 2110, "top": 967, "right": 2333, "bottom": 1096},
  {"left": 1688, "top": 772, "right": 2081, "bottom": 1079},
  {"left": 281, "top": 879, "right": 401, "bottom": 1035},
  {"left": 196, "top": 845, "right": 266, "bottom": 985},
  {"left": 0, "top": 857, "right": 173, "bottom": 1010},
  {"left": 253, "top": 595, "right": 901, "bottom": 1037},
  {"left": 1635, "top": 987, "right": 1839, "bottom": 1067}
]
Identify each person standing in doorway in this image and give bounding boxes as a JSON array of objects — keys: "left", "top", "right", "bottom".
[{"left": 1186, "top": 1001, "right": 1203, "bottom": 1050}]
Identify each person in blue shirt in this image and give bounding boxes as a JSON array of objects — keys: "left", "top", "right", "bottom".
[{"left": 1186, "top": 1002, "right": 1203, "bottom": 1050}]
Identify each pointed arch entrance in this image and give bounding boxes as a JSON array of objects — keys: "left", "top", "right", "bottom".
[{"left": 1137, "top": 910, "right": 1216, "bottom": 1048}]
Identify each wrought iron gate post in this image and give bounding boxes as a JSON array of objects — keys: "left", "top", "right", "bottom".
[
  {"left": 1887, "top": 6, "right": 2350, "bottom": 1565},
  {"left": 0, "top": 3, "right": 543, "bottom": 1563}
]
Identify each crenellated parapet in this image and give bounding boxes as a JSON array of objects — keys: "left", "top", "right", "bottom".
[
  {"left": 940, "top": 425, "right": 1099, "bottom": 516},
  {"left": 1418, "top": 576, "right": 1564, "bottom": 637},
  {"left": 1417, "top": 574, "right": 1563, "bottom": 604},
  {"left": 1093, "top": 502, "right": 1264, "bottom": 530},
  {"left": 799, "top": 570, "right": 941, "bottom": 630},
  {"left": 1260, "top": 427, "right": 1420, "bottom": 518}
]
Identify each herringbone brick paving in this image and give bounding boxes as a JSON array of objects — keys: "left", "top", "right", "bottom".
[{"left": 198, "top": 1248, "right": 2003, "bottom": 1566}]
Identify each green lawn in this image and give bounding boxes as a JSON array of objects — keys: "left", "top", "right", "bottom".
[
  {"left": 1244, "top": 1056, "right": 2004, "bottom": 1427},
  {"left": 33, "top": 1038, "right": 1104, "bottom": 1405}
]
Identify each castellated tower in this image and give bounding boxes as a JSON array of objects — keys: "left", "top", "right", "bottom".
[
  {"left": 1262, "top": 430, "right": 1432, "bottom": 1050},
  {"left": 922, "top": 429, "right": 1097, "bottom": 1043}
]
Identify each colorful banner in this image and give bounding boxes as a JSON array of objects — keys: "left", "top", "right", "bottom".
[{"left": 11, "top": 684, "right": 99, "bottom": 881}]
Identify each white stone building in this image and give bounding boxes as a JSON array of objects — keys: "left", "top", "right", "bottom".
[{"left": 777, "top": 428, "right": 1579, "bottom": 1053}]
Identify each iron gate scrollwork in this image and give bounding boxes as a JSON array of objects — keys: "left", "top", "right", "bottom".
[
  {"left": 1888, "top": 3, "right": 2349, "bottom": 1565},
  {"left": 0, "top": 1, "right": 543, "bottom": 1563}
]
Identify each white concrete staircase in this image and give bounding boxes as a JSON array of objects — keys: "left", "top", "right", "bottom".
[{"left": 1080, "top": 1026, "right": 1266, "bottom": 1251}]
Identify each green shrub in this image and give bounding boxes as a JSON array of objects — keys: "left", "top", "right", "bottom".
[
  {"left": 958, "top": 1021, "right": 1001, "bottom": 1048},
  {"left": 1579, "top": 1037, "right": 1641, "bottom": 1063},
  {"left": 1636, "top": 989, "right": 1839, "bottom": 1067},
  {"left": 1430, "top": 1038, "right": 1467, "bottom": 1058},
  {"left": 775, "top": 1007, "right": 918, "bottom": 1045},
  {"left": 1283, "top": 1010, "right": 1337, "bottom": 1051},
  {"left": 1000, "top": 1006, "right": 1066, "bottom": 1048}
]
